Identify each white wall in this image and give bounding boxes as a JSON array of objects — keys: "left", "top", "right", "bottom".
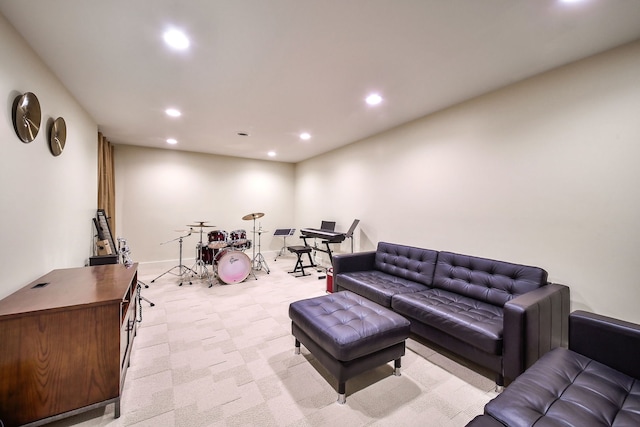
[
  {"left": 0, "top": 14, "right": 98, "bottom": 299},
  {"left": 4, "top": 5, "right": 639, "bottom": 325},
  {"left": 295, "top": 40, "right": 640, "bottom": 324},
  {"left": 114, "top": 145, "right": 295, "bottom": 264}
]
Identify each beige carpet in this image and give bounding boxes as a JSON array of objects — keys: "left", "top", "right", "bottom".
[{"left": 49, "top": 253, "right": 498, "bottom": 427}]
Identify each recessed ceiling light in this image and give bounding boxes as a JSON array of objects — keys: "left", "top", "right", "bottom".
[
  {"left": 165, "top": 108, "right": 181, "bottom": 117},
  {"left": 163, "top": 29, "right": 190, "bottom": 50},
  {"left": 366, "top": 93, "right": 383, "bottom": 106},
  {"left": 299, "top": 132, "right": 311, "bottom": 140},
  {"left": 267, "top": 151, "right": 276, "bottom": 157},
  {"left": 166, "top": 138, "right": 178, "bottom": 145}
]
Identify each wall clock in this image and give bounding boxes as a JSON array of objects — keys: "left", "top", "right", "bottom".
[
  {"left": 12, "top": 92, "right": 41, "bottom": 143},
  {"left": 49, "top": 117, "right": 67, "bottom": 156}
]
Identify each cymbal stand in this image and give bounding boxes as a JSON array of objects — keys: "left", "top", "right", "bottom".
[
  {"left": 190, "top": 225, "right": 213, "bottom": 287},
  {"left": 151, "top": 230, "right": 196, "bottom": 286},
  {"left": 251, "top": 221, "right": 270, "bottom": 274}
]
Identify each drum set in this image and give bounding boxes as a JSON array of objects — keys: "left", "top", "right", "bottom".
[
  {"left": 154, "top": 212, "right": 269, "bottom": 287},
  {"left": 195, "top": 225, "right": 253, "bottom": 286}
]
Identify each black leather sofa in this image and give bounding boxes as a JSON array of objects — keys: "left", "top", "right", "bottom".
[
  {"left": 468, "top": 310, "right": 640, "bottom": 426},
  {"left": 333, "top": 242, "right": 570, "bottom": 386}
]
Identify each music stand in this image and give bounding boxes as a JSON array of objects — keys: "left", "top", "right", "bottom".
[
  {"left": 320, "top": 221, "right": 336, "bottom": 231},
  {"left": 273, "top": 228, "right": 296, "bottom": 261},
  {"left": 345, "top": 219, "right": 360, "bottom": 253}
]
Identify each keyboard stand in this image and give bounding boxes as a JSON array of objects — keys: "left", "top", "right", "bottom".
[{"left": 301, "top": 235, "right": 337, "bottom": 264}]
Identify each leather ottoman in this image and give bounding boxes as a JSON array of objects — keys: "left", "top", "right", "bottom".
[{"left": 289, "top": 290, "right": 411, "bottom": 403}]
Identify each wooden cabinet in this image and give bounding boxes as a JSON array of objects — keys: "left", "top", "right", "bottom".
[{"left": 0, "top": 263, "right": 139, "bottom": 427}]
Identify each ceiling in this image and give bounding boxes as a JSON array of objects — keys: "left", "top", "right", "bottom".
[{"left": 2, "top": 1, "right": 640, "bottom": 163}]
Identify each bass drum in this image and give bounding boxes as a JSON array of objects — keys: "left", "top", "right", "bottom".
[{"left": 215, "top": 249, "right": 252, "bottom": 284}]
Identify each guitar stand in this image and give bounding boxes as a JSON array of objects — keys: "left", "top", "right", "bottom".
[
  {"left": 151, "top": 233, "right": 196, "bottom": 286},
  {"left": 138, "top": 281, "right": 155, "bottom": 307},
  {"left": 118, "top": 237, "right": 155, "bottom": 313},
  {"left": 135, "top": 282, "right": 154, "bottom": 324}
]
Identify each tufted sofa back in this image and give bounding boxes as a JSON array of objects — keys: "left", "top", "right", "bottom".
[
  {"left": 374, "top": 242, "right": 438, "bottom": 287},
  {"left": 433, "top": 251, "right": 548, "bottom": 307}
]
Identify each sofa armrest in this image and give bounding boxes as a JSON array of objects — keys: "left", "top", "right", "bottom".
[
  {"left": 503, "top": 282, "right": 570, "bottom": 380},
  {"left": 332, "top": 251, "right": 376, "bottom": 275},
  {"left": 569, "top": 310, "right": 640, "bottom": 379}
]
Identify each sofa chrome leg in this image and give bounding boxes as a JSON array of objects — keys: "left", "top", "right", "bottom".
[
  {"left": 337, "top": 382, "right": 346, "bottom": 404},
  {"left": 294, "top": 339, "right": 301, "bottom": 355},
  {"left": 495, "top": 373, "right": 504, "bottom": 392},
  {"left": 394, "top": 358, "right": 402, "bottom": 376}
]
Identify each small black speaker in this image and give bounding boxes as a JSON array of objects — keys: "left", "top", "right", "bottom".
[{"left": 89, "top": 255, "right": 118, "bottom": 266}]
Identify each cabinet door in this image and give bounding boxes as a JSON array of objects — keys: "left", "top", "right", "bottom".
[
  {"left": 120, "top": 291, "right": 138, "bottom": 387},
  {"left": 0, "top": 306, "right": 120, "bottom": 426}
]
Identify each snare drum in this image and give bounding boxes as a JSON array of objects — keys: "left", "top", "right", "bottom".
[
  {"left": 208, "top": 230, "right": 229, "bottom": 249},
  {"left": 230, "top": 229, "right": 249, "bottom": 249},
  {"left": 214, "top": 249, "right": 252, "bottom": 284}
]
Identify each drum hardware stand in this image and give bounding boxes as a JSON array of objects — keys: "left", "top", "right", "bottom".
[
  {"left": 191, "top": 243, "right": 213, "bottom": 287},
  {"left": 188, "top": 222, "right": 214, "bottom": 288},
  {"left": 151, "top": 230, "right": 196, "bottom": 286},
  {"left": 253, "top": 228, "right": 270, "bottom": 274},
  {"left": 246, "top": 247, "right": 258, "bottom": 281},
  {"left": 242, "top": 212, "right": 269, "bottom": 277}
]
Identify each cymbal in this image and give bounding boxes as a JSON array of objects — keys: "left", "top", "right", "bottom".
[
  {"left": 242, "top": 212, "right": 264, "bottom": 221},
  {"left": 12, "top": 92, "right": 41, "bottom": 143},
  {"left": 187, "top": 224, "right": 215, "bottom": 228},
  {"left": 49, "top": 117, "right": 66, "bottom": 156}
]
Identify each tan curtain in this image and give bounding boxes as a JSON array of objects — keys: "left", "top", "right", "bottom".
[{"left": 97, "top": 132, "right": 116, "bottom": 235}]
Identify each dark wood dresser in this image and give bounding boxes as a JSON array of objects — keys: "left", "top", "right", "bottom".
[{"left": 0, "top": 263, "right": 139, "bottom": 427}]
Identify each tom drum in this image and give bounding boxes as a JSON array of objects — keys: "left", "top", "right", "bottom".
[
  {"left": 208, "top": 230, "right": 229, "bottom": 249},
  {"left": 230, "top": 229, "right": 250, "bottom": 249}
]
